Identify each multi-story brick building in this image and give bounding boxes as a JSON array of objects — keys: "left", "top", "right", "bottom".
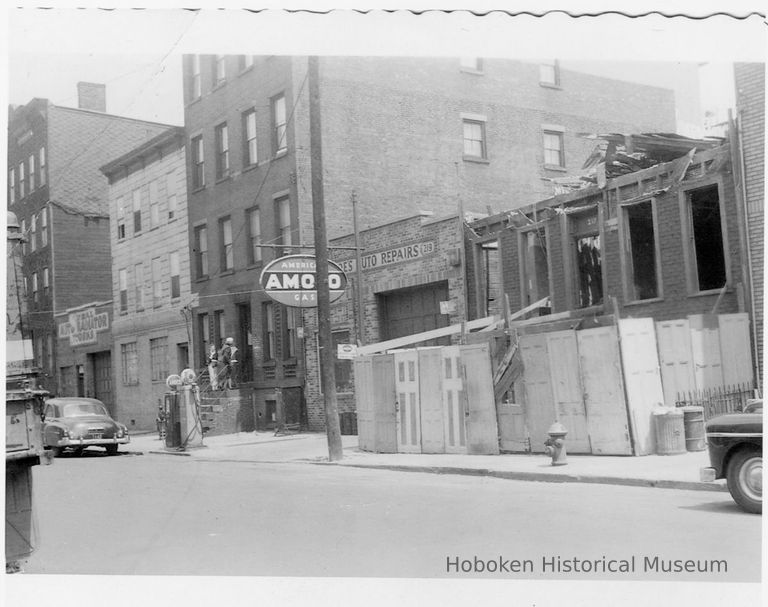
[
  {"left": 733, "top": 63, "right": 764, "bottom": 391},
  {"left": 181, "top": 55, "right": 677, "bottom": 431},
  {"left": 100, "top": 126, "right": 194, "bottom": 431},
  {"left": 7, "top": 84, "right": 172, "bottom": 402}
]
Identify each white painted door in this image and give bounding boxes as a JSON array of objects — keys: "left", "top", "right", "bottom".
[
  {"left": 618, "top": 318, "right": 666, "bottom": 455},
  {"left": 718, "top": 313, "right": 754, "bottom": 387},
  {"left": 577, "top": 326, "right": 632, "bottom": 455},
  {"left": 520, "top": 333, "right": 557, "bottom": 453},
  {"left": 353, "top": 356, "right": 375, "bottom": 452},
  {"left": 655, "top": 319, "right": 696, "bottom": 406},
  {"left": 546, "top": 330, "right": 590, "bottom": 453},
  {"left": 418, "top": 348, "right": 445, "bottom": 454},
  {"left": 461, "top": 343, "right": 499, "bottom": 455},
  {"left": 394, "top": 350, "right": 421, "bottom": 453},
  {"left": 689, "top": 314, "right": 724, "bottom": 390},
  {"left": 442, "top": 346, "right": 467, "bottom": 454}
]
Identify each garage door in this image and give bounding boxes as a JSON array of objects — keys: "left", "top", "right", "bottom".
[{"left": 380, "top": 282, "right": 450, "bottom": 345}]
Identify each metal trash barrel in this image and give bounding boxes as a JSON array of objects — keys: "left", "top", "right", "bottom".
[
  {"left": 681, "top": 406, "right": 706, "bottom": 451},
  {"left": 653, "top": 407, "right": 686, "bottom": 455},
  {"left": 340, "top": 412, "right": 358, "bottom": 436}
]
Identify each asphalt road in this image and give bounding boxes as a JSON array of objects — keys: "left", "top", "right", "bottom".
[{"left": 22, "top": 449, "right": 761, "bottom": 581}]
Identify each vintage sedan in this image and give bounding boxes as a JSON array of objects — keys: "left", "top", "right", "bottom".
[
  {"left": 700, "top": 400, "right": 762, "bottom": 514},
  {"left": 42, "top": 397, "right": 130, "bottom": 456}
]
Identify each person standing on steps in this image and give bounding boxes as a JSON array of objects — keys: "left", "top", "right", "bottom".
[
  {"left": 218, "top": 337, "right": 238, "bottom": 390},
  {"left": 207, "top": 344, "right": 220, "bottom": 390}
]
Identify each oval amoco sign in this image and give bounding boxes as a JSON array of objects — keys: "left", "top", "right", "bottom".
[{"left": 260, "top": 254, "right": 348, "bottom": 308}]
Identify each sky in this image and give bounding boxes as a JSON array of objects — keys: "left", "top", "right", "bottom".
[{"left": 5, "top": 8, "right": 766, "bottom": 134}]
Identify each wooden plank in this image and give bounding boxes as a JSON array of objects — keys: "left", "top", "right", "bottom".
[{"left": 356, "top": 316, "right": 496, "bottom": 356}]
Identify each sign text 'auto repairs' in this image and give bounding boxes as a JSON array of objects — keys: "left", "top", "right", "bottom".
[
  {"left": 336, "top": 241, "right": 435, "bottom": 274},
  {"left": 260, "top": 254, "right": 347, "bottom": 308}
]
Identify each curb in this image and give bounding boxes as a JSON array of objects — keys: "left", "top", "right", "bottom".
[{"left": 313, "top": 461, "right": 728, "bottom": 493}]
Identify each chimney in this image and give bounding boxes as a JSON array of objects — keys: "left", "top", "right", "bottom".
[{"left": 77, "top": 82, "right": 106, "bottom": 112}]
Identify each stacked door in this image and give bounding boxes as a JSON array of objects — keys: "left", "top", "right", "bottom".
[
  {"left": 545, "top": 330, "right": 590, "bottom": 453},
  {"left": 461, "top": 343, "right": 499, "bottom": 455},
  {"left": 418, "top": 348, "right": 445, "bottom": 454},
  {"left": 718, "top": 313, "right": 753, "bottom": 386},
  {"left": 689, "top": 314, "right": 724, "bottom": 390},
  {"left": 656, "top": 319, "right": 696, "bottom": 406},
  {"left": 442, "top": 346, "right": 467, "bottom": 454},
  {"left": 577, "top": 326, "right": 632, "bottom": 455},
  {"left": 354, "top": 354, "right": 397, "bottom": 453},
  {"left": 394, "top": 350, "right": 421, "bottom": 453},
  {"left": 519, "top": 333, "right": 557, "bottom": 453},
  {"left": 618, "top": 318, "right": 665, "bottom": 455}
]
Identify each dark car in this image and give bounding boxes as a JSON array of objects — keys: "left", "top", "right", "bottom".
[
  {"left": 700, "top": 400, "right": 762, "bottom": 513},
  {"left": 42, "top": 397, "right": 130, "bottom": 457}
]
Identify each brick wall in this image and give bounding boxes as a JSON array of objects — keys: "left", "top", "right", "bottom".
[{"left": 734, "top": 62, "right": 764, "bottom": 385}]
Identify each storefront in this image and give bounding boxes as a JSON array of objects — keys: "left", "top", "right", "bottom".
[{"left": 55, "top": 301, "right": 115, "bottom": 418}]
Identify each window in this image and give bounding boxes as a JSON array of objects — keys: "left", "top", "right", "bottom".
[
  {"left": 214, "top": 55, "right": 226, "bottom": 86},
  {"left": 540, "top": 60, "right": 560, "bottom": 86},
  {"left": 28, "top": 154, "right": 36, "bottom": 191},
  {"left": 18, "top": 161, "right": 25, "bottom": 198},
  {"left": 121, "top": 342, "right": 139, "bottom": 385},
  {"left": 150, "top": 337, "right": 169, "bottom": 381},
  {"left": 193, "top": 225, "right": 209, "bottom": 279},
  {"left": 285, "top": 308, "right": 298, "bottom": 359},
  {"left": 215, "top": 123, "right": 230, "bottom": 180},
  {"left": 119, "top": 268, "right": 128, "bottom": 312},
  {"left": 521, "top": 229, "right": 550, "bottom": 306},
  {"left": 134, "top": 263, "right": 144, "bottom": 309},
  {"left": 46, "top": 334, "right": 53, "bottom": 372},
  {"left": 149, "top": 180, "right": 160, "bottom": 228},
  {"left": 198, "top": 313, "right": 210, "bottom": 366},
  {"left": 20, "top": 219, "right": 26, "bottom": 253},
  {"left": 42, "top": 267, "right": 50, "bottom": 298},
  {"left": 32, "top": 272, "right": 38, "bottom": 303},
  {"left": 169, "top": 251, "right": 180, "bottom": 299},
  {"left": 276, "top": 196, "right": 292, "bottom": 253},
  {"left": 9, "top": 167, "right": 16, "bottom": 204},
  {"left": 246, "top": 207, "right": 262, "bottom": 264},
  {"left": 132, "top": 188, "right": 142, "bottom": 234},
  {"left": 39, "top": 147, "right": 46, "bottom": 186},
  {"left": 459, "top": 57, "right": 483, "bottom": 72},
  {"left": 571, "top": 210, "right": 603, "bottom": 308},
  {"left": 190, "top": 55, "right": 201, "bottom": 100},
  {"left": 30, "top": 213, "right": 37, "bottom": 252},
  {"left": 543, "top": 130, "right": 565, "bottom": 167},
  {"left": 116, "top": 196, "right": 126, "bottom": 239},
  {"left": 214, "top": 310, "right": 226, "bottom": 349},
  {"left": 239, "top": 55, "right": 254, "bottom": 71},
  {"left": 243, "top": 109, "right": 258, "bottom": 167},
  {"left": 685, "top": 184, "right": 727, "bottom": 292},
  {"left": 623, "top": 200, "right": 660, "bottom": 301},
  {"left": 271, "top": 94, "right": 287, "bottom": 155},
  {"left": 40, "top": 207, "right": 48, "bottom": 247},
  {"left": 219, "top": 216, "right": 233, "bottom": 271},
  {"left": 167, "top": 172, "right": 177, "bottom": 220},
  {"left": 462, "top": 119, "right": 487, "bottom": 160},
  {"left": 191, "top": 135, "right": 205, "bottom": 189},
  {"left": 263, "top": 302, "right": 276, "bottom": 361},
  {"left": 152, "top": 257, "right": 163, "bottom": 306}
]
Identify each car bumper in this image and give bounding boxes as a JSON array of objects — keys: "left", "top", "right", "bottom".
[
  {"left": 52, "top": 436, "right": 131, "bottom": 448},
  {"left": 700, "top": 467, "right": 717, "bottom": 482}
]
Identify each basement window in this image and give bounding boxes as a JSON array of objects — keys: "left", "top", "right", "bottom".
[
  {"left": 623, "top": 199, "right": 659, "bottom": 301},
  {"left": 686, "top": 184, "right": 727, "bottom": 292}
]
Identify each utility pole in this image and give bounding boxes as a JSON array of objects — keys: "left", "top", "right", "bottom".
[{"left": 309, "top": 55, "right": 343, "bottom": 461}]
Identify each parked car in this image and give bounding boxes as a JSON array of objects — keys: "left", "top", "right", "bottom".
[
  {"left": 700, "top": 399, "right": 762, "bottom": 513},
  {"left": 42, "top": 397, "right": 130, "bottom": 457}
]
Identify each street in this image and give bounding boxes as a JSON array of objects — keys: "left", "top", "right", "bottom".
[{"left": 21, "top": 450, "right": 761, "bottom": 581}]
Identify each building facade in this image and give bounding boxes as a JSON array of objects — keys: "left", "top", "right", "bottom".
[
  {"left": 7, "top": 86, "right": 171, "bottom": 399},
  {"left": 100, "top": 127, "right": 194, "bottom": 431},
  {"left": 180, "top": 55, "right": 677, "bottom": 432}
]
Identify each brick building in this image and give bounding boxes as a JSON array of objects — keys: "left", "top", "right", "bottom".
[
  {"left": 180, "top": 55, "right": 677, "bottom": 431},
  {"left": 7, "top": 85, "right": 172, "bottom": 398},
  {"left": 733, "top": 63, "right": 765, "bottom": 390},
  {"left": 100, "top": 127, "right": 194, "bottom": 431}
]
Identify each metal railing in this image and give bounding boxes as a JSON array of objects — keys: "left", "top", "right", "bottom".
[{"left": 675, "top": 382, "right": 755, "bottom": 420}]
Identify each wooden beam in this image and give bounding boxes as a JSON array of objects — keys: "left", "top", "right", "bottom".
[{"left": 356, "top": 316, "right": 496, "bottom": 356}]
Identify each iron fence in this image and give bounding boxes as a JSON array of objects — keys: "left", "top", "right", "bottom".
[{"left": 675, "top": 382, "right": 755, "bottom": 420}]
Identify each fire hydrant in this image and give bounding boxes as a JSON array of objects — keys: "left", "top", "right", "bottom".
[{"left": 543, "top": 422, "right": 568, "bottom": 466}]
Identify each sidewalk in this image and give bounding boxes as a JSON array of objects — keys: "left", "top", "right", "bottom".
[{"left": 124, "top": 431, "right": 726, "bottom": 493}]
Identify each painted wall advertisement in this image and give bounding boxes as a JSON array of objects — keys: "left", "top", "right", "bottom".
[{"left": 58, "top": 307, "right": 110, "bottom": 346}]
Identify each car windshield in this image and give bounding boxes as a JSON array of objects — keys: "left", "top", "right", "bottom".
[{"left": 62, "top": 402, "right": 108, "bottom": 417}]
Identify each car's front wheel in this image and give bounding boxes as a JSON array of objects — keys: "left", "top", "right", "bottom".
[
  {"left": 105, "top": 445, "right": 118, "bottom": 456},
  {"left": 727, "top": 448, "right": 762, "bottom": 514}
]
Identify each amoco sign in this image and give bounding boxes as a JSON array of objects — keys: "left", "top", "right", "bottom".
[{"left": 260, "top": 254, "right": 347, "bottom": 308}]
